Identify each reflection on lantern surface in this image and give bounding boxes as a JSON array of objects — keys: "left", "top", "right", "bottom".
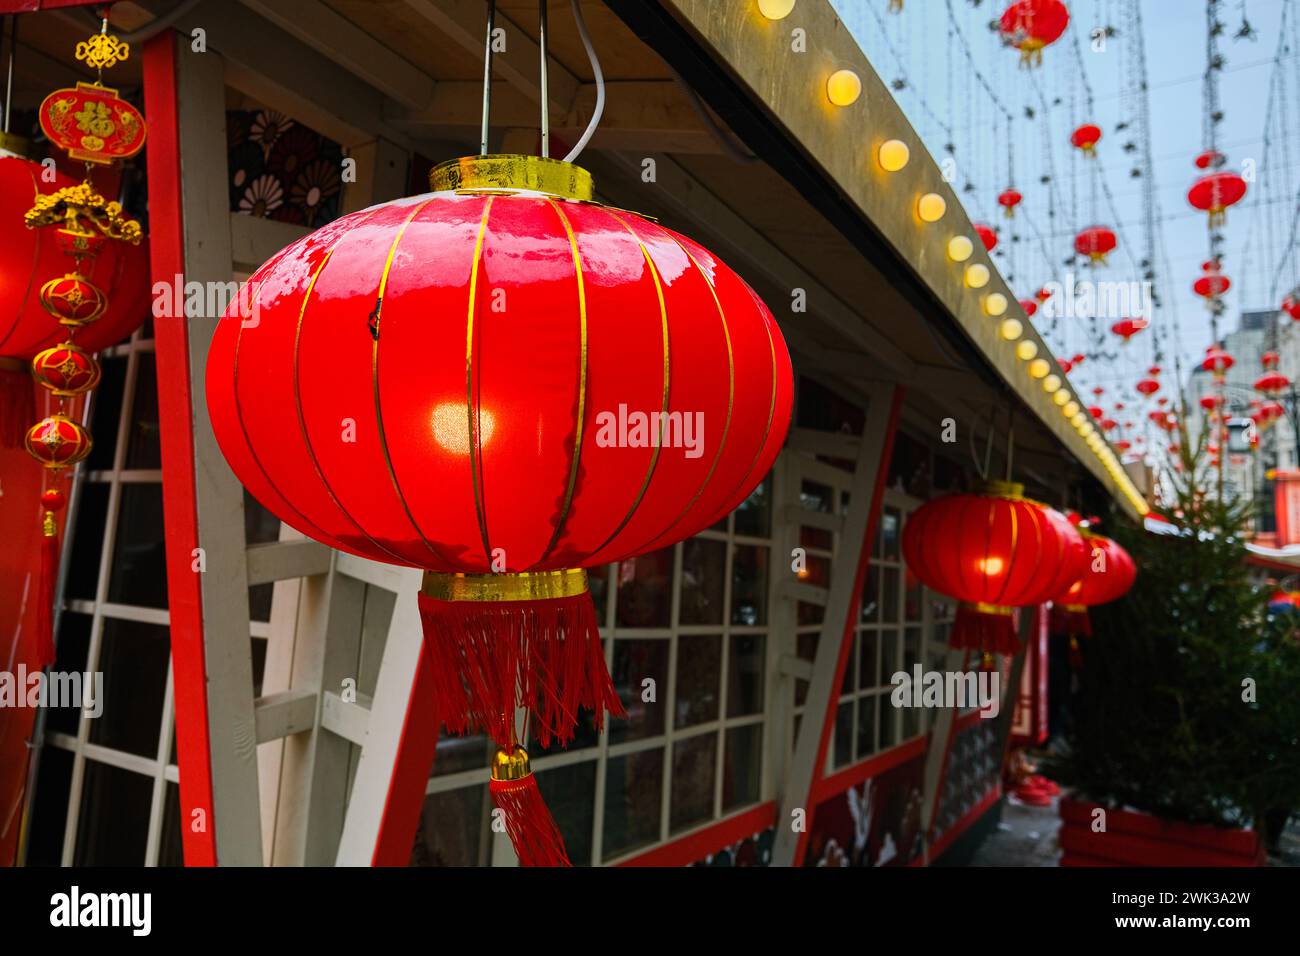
[
  {"left": 978, "top": 557, "right": 1005, "bottom": 576},
  {"left": 431, "top": 401, "right": 495, "bottom": 454}
]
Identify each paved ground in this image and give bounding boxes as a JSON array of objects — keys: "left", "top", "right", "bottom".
[{"left": 968, "top": 793, "right": 1300, "bottom": 867}]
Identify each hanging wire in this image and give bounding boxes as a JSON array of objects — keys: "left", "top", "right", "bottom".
[
  {"left": 480, "top": 0, "right": 496, "bottom": 156},
  {"left": 563, "top": 0, "right": 605, "bottom": 163},
  {"left": 538, "top": 0, "right": 549, "bottom": 158}
]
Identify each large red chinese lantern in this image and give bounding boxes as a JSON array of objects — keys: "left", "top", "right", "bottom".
[
  {"left": 1188, "top": 170, "right": 1247, "bottom": 227},
  {"left": 1050, "top": 530, "right": 1136, "bottom": 638},
  {"left": 999, "top": 0, "right": 1071, "bottom": 67},
  {"left": 1074, "top": 225, "right": 1116, "bottom": 264},
  {"left": 901, "top": 482, "right": 1086, "bottom": 658},
  {"left": 1070, "top": 123, "right": 1101, "bottom": 155},
  {"left": 207, "top": 154, "right": 793, "bottom": 865}
]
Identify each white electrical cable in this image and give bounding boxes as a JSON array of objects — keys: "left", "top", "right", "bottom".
[{"left": 563, "top": 0, "right": 604, "bottom": 164}]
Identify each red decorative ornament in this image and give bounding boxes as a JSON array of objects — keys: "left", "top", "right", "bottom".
[
  {"left": 901, "top": 482, "right": 1086, "bottom": 657},
  {"left": 998, "top": 188, "right": 1023, "bottom": 217},
  {"left": 206, "top": 155, "right": 794, "bottom": 866},
  {"left": 1193, "top": 270, "right": 1230, "bottom": 300},
  {"left": 24, "top": 414, "right": 92, "bottom": 468},
  {"left": 1195, "top": 149, "right": 1224, "bottom": 169},
  {"left": 1101, "top": 418, "right": 1118, "bottom": 432},
  {"left": 1283, "top": 295, "right": 1300, "bottom": 321},
  {"left": 1115, "top": 440, "right": 1131, "bottom": 452},
  {"left": 1050, "top": 531, "right": 1136, "bottom": 637},
  {"left": 1088, "top": 405, "right": 1104, "bottom": 419},
  {"left": 30, "top": 341, "right": 102, "bottom": 396},
  {"left": 1070, "top": 123, "right": 1102, "bottom": 155},
  {"left": 1148, "top": 365, "right": 1162, "bottom": 376},
  {"left": 999, "top": 0, "right": 1071, "bottom": 67},
  {"left": 1110, "top": 318, "right": 1148, "bottom": 341},
  {"left": 1188, "top": 170, "right": 1247, "bottom": 227},
  {"left": 1136, "top": 378, "right": 1159, "bottom": 396},
  {"left": 1036, "top": 286, "right": 1053, "bottom": 302},
  {"left": 39, "top": 82, "right": 147, "bottom": 165},
  {"left": 1019, "top": 298, "right": 1038, "bottom": 317},
  {"left": 1071, "top": 353, "right": 1085, "bottom": 365},
  {"left": 1074, "top": 225, "right": 1116, "bottom": 264},
  {"left": 1258, "top": 401, "right": 1285, "bottom": 428},
  {"left": 1148, "top": 410, "right": 1168, "bottom": 427},
  {"left": 975, "top": 222, "right": 999, "bottom": 251},
  {"left": 1202, "top": 346, "right": 1234, "bottom": 377},
  {"left": 1199, "top": 394, "right": 1222, "bottom": 411},
  {"left": 1255, "top": 371, "right": 1290, "bottom": 396},
  {"left": 1262, "top": 350, "right": 1280, "bottom": 369}
]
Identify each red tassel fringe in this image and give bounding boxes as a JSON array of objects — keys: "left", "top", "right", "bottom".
[
  {"left": 490, "top": 773, "right": 571, "bottom": 867},
  {"left": 33, "top": 529, "right": 59, "bottom": 671},
  {"left": 951, "top": 605, "right": 1021, "bottom": 656},
  {"left": 0, "top": 366, "right": 35, "bottom": 450},
  {"left": 418, "top": 589, "right": 625, "bottom": 749},
  {"left": 1049, "top": 604, "right": 1092, "bottom": 637}
]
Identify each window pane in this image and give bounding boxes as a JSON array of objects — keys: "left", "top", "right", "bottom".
[
  {"left": 904, "top": 567, "right": 923, "bottom": 622},
  {"left": 860, "top": 564, "right": 881, "bottom": 623},
  {"left": 833, "top": 702, "right": 853, "bottom": 767},
  {"left": 730, "top": 545, "right": 768, "bottom": 626},
  {"left": 615, "top": 548, "right": 674, "bottom": 628},
  {"left": 65, "top": 481, "right": 108, "bottom": 602},
  {"left": 856, "top": 694, "right": 877, "bottom": 759},
  {"left": 733, "top": 480, "right": 770, "bottom": 537},
  {"left": 537, "top": 760, "right": 596, "bottom": 866},
  {"left": 159, "top": 781, "right": 184, "bottom": 866},
  {"left": 795, "top": 632, "right": 817, "bottom": 706},
  {"left": 107, "top": 482, "right": 168, "bottom": 608},
  {"left": 858, "top": 630, "right": 880, "bottom": 690},
  {"left": 840, "top": 636, "right": 855, "bottom": 696},
  {"left": 879, "top": 691, "right": 898, "bottom": 749},
  {"left": 610, "top": 639, "right": 667, "bottom": 744},
  {"left": 249, "top": 583, "right": 273, "bottom": 623},
  {"left": 674, "top": 633, "right": 721, "bottom": 728},
  {"left": 432, "top": 734, "right": 490, "bottom": 777},
  {"left": 727, "top": 633, "right": 765, "bottom": 717},
  {"left": 123, "top": 353, "right": 162, "bottom": 470},
  {"left": 85, "top": 355, "right": 127, "bottom": 471},
  {"left": 881, "top": 566, "right": 900, "bottom": 622},
  {"left": 26, "top": 744, "right": 74, "bottom": 866},
  {"left": 603, "top": 748, "right": 663, "bottom": 860},
  {"left": 880, "top": 629, "right": 901, "bottom": 683},
  {"left": 679, "top": 538, "right": 725, "bottom": 625},
  {"left": 74, "top": 760, "right": 152, "bottom": 865},
  {"left": 411, "top": 785, "right": 488, "bottom": 866},
  {"left": 89, "top": 617, "right": 170, "bottom": 758},
  {"left": 880, "top": 507, "right": 901, "bottom": 560},
  {"left": 588, "top": 564, "right": 611, "bottom": 623},
  {"left": 670, "top": 733, "right": 716, "bottom": 833},
  {"left": 723, "top": 723, "right": 762, "bottom": 811},
  {"left": 244, "top": 489, "right": 282, "bottom": 545},
  {"left": 47, "top": 612, "right": 92, "bottom": 736}
]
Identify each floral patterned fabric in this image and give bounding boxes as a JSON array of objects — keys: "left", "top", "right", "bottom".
[{"left": 227, "top": 109, "right": 343, "bottom": 228}]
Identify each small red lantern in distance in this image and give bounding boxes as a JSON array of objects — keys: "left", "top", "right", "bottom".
[
  {"left": 1088, "top": 405, "right": 1105, "bottom": 419},
  {"left": 1148, "top": 365, "right": 1162, "bottom": 376},
  {"left": 1020, "top": 298, "right": 1039, "bottom": 317},
  {"left": 1050, "top": 531, "right": 1137, "bottom": 636},
  {"left": 1188, "top": 170, "right": 1247, "bottom": 227},
  {"left": 999, "top": 0, "right": 1071, "bottom": 67},
  {"left": 1070, "top": 123, "right": 1102, "bottom": 155},
  {"left": 1199, "top": 394, "right": 1222, "bottom": 411},
  {"left": 1115, "top": 439, "right": 1131, "bottom": 452},
  {"left": 1136, "top": 377, "right": 1159, "bottom": 396},
  {"left": 1110, "top": 318, "right": 1148, "bottom": 341},
  {"left": 1283, "top": 296, "right": 1300, "bottom": 321},
  {"left": 1256, "top": 370, "right": 1290, "bottom": 396},
  {"left": 1101, "top": 418, "right": 1118, "bottom": 432},
  {"left": 1072, "top": 353, "right": 1086, "bottom": 365},
  {"left": 1092, "top": 386, "right": 1105, "bottom": 397},
  {"left": 1193, "top": 270, "right": 1230, "bottom": 300},
  {"left": 1036, "top": 286, "right": 1053, "bottom": 302},
  {"left": 1262, "top": 350, "right": 1280, "bottom": 369},
  {"left": 1195, "top": 149, "right": 1224, "bottom": 169},
  {"left": 998, "top": 188, "right": 1023, "bottom": 217},
  {"left": 1202, "top": 346, "right": 1235, "bottom": 375},
  {"left": 1075, "top": 225, "right": 1117, "bottom": 264},
  {"left": 902, "top": 482, "right": 1086, "bottom": 657},
  {"left": 975, "top": 223, "right": 999, "bottom": 252}
]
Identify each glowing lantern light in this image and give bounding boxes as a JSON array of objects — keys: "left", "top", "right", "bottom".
[{"left": 1049, "top": 530, "right": 1136, "bottom": 636}]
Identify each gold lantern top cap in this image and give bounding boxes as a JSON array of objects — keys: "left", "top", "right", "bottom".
[
  {"left": 430, "top": 154, "right": 594, "bottom": 202},
  {"left": 975, "top": 479, "right": 1025, "bottom": 500}
]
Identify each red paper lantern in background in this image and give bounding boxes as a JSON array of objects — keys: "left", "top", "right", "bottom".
[
  {"left": 1257, "top": 400, "right": 1285, "bottom": 428},
  {"left": 1110, "top": 318, "right": 1148, "bottom": 341},
  {"left": 1255, "top": 370, "right": 1290, "bottom": 395},
  {"left": 1070, "top": 123, "right": 1102, "bottom": 155},
  {"left": 1283, "top": 295, "right": 1300, "bottom": 321},
  {"left": 0, "top": 156, "right": 151, "bottom": 444},
  {"left": 1193, "top": 268, "right": 1230, "bottom": 301},
  {"left": 1075, "top": 225, "right": 1116, "bottom": 264},
  {"left": 999, "top": 0, "right": 1071, "bottom": 67},
  {"left": 1148, "top": 365, "right": 1162, "bottom": 376},
  {"left": 1188, "top": 170, "right": 1247, "bottom": 227},
  {"left": 1036, "top": 286, "right": 1053, "bottom": 302},
  {"left": 1135, "top": 378, "right": 1159, "bottom": 396},
  {"left": 998, "top": 188, "right": 1023, "bottom": 217},
  {"left": 1115, "top": 439, "right": 1131, "bottom": 451},
  {"left": 975, "top": 222, "right": 999, "bottom": 252},
  {"left": 1060, "top": 359, "right": 1073, "bottom": 373},
  {"left": 1195, "top": 149, "right": 1224, "bottom": 169},
  {"left": 902, "top": 482, "right": 1086, "bottom": 657},
  {"left": 1101, "top": 418, "right": 1118, "bottom": 432},
  {"left": 1088, "top": 405, "right": 1104, "bottom": 419},
  {"left": 1072, "top": 353, "right": 1086, "bottom": 365},
  {"left": 206, "top": 155, "right": 794, "bottom": 866},
  {"left": 1050, "top": 531, "right": 1136, "bottom": 636},
  {"left": 1262, "top": 350, "right": 1280, "bottom": 369},
  {"left": 1199, "top": 394, "right": 1222, "bottom": 411},
  {"left": 1202, "top": 345, "right": 1235, "bottom": 377},
  {"left": 1019, "top": 298, "right": 1038, "bottom": 317}
]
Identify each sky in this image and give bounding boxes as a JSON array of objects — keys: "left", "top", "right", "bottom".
[{"left": 830, "top": 0, "right": 1297, "bottom": 408}]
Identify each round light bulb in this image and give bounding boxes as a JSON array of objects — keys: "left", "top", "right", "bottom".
[
  {"left": 947, "top": 235, "right": 974, "bottom": 262},
  {"left": 826, "top": 69, "right": 862, "bottom": 106},
  {"left": 999, "top": 318, "right": 1023, "bottom": 340},
  {"left": 758, "top": 0, "right": 797, "bottom": 19},
  {"left": 966, "top": 263, "right": 990, "bottom": 288},
  {"left": 1072, "top": 412, "right": 1087, "bottom": 427},
  {"left": 879, "top": 139, "right": 910, "bottom": 172},
  {"left": 985, "top": 292, "right": 1008, "bottom": 316},
  {"left": 1028, "top": 358, "right": 1050, "bottom": 379},
  {"left": 1016, "top": 340, "right": 1039, "bottom": 361},
  {"left": 1063, "top": 401, "right": 1080, "bottom": 418},
  {"left": 918, "top": 192, "right": 946, "bottom": 222},
  {"left": 1042, "top": 374, "right": 1061, "bottom": 392},
  {"left": 1053, "top": 388, "right": 1072, "bottom": 407}
]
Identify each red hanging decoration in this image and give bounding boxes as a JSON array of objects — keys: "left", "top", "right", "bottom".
[
  {"left": 1187, "top": 170, "right": 1247, "bottom": 227},
  {"left": 1193, "top": 262, "right": 1231, "bottom": 301},
  {"left": 998, "top": 188, "right": 1023, "bottom": 217},
  {"left": 999, "top": 0, "right": 1071, "bottom": 67},
  {"left": 1050, "top": 530, "right": 1136, "bottom": 640},
  {"left": 1282, "top": 295, "right": 1300, "bottom": 321},
  {"left": 975, "top": 222, "right": 999, "bottom": 252},
  {"left": 1070, "top": 123, "right": 1102, "bottom": 156},
  {"left": 1135, "top": 378, "right": 1159, "bottom": 396},
  {"left": 206, "top": 154, "right": 794, "bottom": 866},
  {"left": 1019, "top": 298, "right": 1038, "bottom": 317},
  {"left": 1109, "top": 318, "right": 1148, "bottom": 341},
  {"left": 1194, "top": 149, "right": 1224, "bottom": 169},
  {"left": 1255, "top": 370, "right": 1290, "bottom": 396},
  {"left": 901, "top": 482, "right": 1086, "bottom": 658},
  {"left": 1074, "top": 225, "right": 1116, "bottom": 264}
]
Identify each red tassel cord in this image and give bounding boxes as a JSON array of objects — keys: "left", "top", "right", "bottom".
[
  {"left": 418, "top": 585, "right": 624, "bottom": 749},
  {"left": 0, "top": 361, "right": 36, "bottom": 450},
  {"left": 951, "top": 603, "right": 1021, "bottom": 658},
  {"left": 490, "top": 763, "right": 571, "bottom": 867}
]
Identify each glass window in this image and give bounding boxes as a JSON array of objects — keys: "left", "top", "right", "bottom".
[
  {"left": 615, "top": 548, "right": 674, "bottom": 628},
  {"left": 603, "top": 749, "right": 664, "bottom": 859},
  {"left": 679, "top": 538, "right": 725, "bottom": 625},
  {"left": 107, "top": 483, "right": 169, "bottom": 608},
  {"left": 89, "top": 618, "right": 170, "bottom": 759},
  {"left": 610, "top": 639, "right": 668, "bottom": 744},
  {"left": 722, "top": 723, "right": 763, "bottom": 811},
  {"left": 670, "top": 733, "right": 716, "bottom": 833},
  {"left": 674, "top": 634, "right": 721, "bottom": 728},
  {"left": 731, "top": 545, "right": 768, "bottom": 626},
  {"left": 73, "top": 761, "right": 153, "bottom": 866}
]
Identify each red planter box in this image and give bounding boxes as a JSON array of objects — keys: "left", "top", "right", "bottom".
[{"left": 1059, "top": 797, "right": 1265, "bottom": 867}]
